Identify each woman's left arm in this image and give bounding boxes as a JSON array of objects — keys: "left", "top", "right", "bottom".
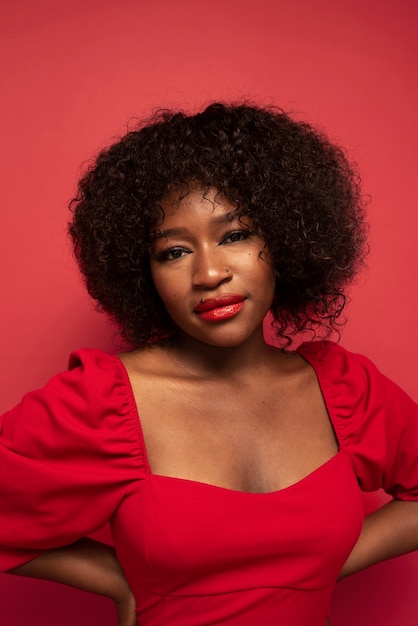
[
  {"left": 9, "top": 538, "right": 136, "bottom": 626},
  {"left": 339, "top": 499, "right": 418, "bottom": 578}
]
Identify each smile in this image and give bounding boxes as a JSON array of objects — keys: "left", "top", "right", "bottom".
[{"left": 194, "top": 295, "right": 246, "bottom": 322}]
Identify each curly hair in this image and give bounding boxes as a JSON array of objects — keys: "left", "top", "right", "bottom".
[{"left": 68, "top": 102, "right": 367, "bottom": 347}]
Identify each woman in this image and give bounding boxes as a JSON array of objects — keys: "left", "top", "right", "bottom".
[{"left": 1, "top": 103, "right": 418, "bottom": 626}]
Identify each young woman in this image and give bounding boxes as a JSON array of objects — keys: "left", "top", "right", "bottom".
[{"left": 1, "top": 103, "right": 417, "bottom": 626}]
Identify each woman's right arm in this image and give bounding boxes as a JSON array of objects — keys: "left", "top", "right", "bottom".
[{"left": 8, "top": 538, "right": 136, "bottom": 626}]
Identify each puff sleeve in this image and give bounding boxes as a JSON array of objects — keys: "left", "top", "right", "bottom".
[
  {"left": 298, "top": 341, "right": 418, "bottom": 501},
  {"left": 0, "top": 349, "right": 145, "bottom": 572}
]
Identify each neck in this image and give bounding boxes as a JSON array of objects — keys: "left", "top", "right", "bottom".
[{"left": 167, "top": 328, "right": 277, "bottom": 380}]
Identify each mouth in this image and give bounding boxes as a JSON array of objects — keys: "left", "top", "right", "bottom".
[{"left": 194, "top": 294, "right": 246, "bottom": 322}]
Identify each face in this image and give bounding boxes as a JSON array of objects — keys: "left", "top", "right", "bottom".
[{"left": 150, "top": 186, "right": 276, "bottom": 348}]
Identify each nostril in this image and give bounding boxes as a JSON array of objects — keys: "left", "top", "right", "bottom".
[{"left": 192, "top": 263, "right": 233, "bottom": 288}]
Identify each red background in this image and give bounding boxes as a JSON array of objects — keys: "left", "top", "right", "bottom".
[{"left": 1, "top": 0, "right": 417, "bottom": 623}]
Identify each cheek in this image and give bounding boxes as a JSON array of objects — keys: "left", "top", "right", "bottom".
[
  {"left": 150, "top": 268, "right": 168, "bottom": 304},
  {"left": 257, "top": 261, "right": 276, "bottom": 300},
  {"left": 151, "top": 269, "right": 183, "bottom": 310},
  {"left": 245, "top": 252, "right": 275, "bottom": 282}
]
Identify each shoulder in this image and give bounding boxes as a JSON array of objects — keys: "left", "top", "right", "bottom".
[
  {"left": 1, "top": 346, "right": 147, "bottom": 480},
  {"left": 296, "top": 339, "right": 411, "bottom": 436},
  {"left": 68, "top": 346, "right": 124, "bottom": 375},
  {"left": 295, "top": 339, "right": 410, "bottom": 422},
  {"left": 297, "top": 341, "right": 418, "bottom": 497},
  {"left": 2, "top": 348, "right": 135, "bottom": 437},
  {"left": 296, "top": 340, "right": 415, "bottom": 410},
  {"left": 296, "top": 340, "right": 389, "bottom": 403},
  {"left": 296, "top": 339, "right": 376, "bottom": 375},
  {"left": 49, "top": 348, "right": 132, "bottom": 425}
]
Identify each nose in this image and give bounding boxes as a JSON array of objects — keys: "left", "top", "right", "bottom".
[{"left": 192, "top": 248, "right": 232, "bottom": 289}]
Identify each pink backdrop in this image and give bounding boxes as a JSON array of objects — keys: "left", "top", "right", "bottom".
[{"left": 1, "top": 0, "right": 417, "bottom": 623}]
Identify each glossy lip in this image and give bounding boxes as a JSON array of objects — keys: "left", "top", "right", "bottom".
[
  {"left": 196, "top": 300, "right": 246, "bottom": 322},
  {"left": 194, "top": 294, "right": 247, "bottom": 323},
  {"left": 194, "top": 294, "right": 245, "bottom": 312}
]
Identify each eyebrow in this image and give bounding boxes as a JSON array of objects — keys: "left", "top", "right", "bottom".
[{"left": 155, "top": 211, "right": 240, "bottom": 239}]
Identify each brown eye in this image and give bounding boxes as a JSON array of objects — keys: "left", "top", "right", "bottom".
[
  {"left": 156, "top": 247, "right": 189, "bottom": 262},
  {"left": 221, "top": 230, "right": 252, "bottom": 244}
]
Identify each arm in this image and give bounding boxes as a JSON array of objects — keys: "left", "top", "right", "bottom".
[
  {"left": 8, "top": 538, "right": 136, "bottom": 626},
  {"left": 339, "top": 499, "right": 418, "bottom": 578}
]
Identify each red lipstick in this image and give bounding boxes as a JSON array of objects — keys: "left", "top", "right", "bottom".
[{"left": 194, "top": 294, "right": 246, "bottom": 321}]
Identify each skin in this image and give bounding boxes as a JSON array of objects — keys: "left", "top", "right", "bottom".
[
  {"left": 9, "top": 539, "right": 136, "bottom": 626},
  {"left": 8, "top": 185, "right": 418, "bottom": 625},
  {"left": 127, "top": 187, "right": 339, "bottom": 493},
  {"left": 150, "top": 186, "right": 277, "bottom": 351}
]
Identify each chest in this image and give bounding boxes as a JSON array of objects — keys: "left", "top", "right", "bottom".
[{"left": 127, "top": 369, "right": 338, "bottom": 493}]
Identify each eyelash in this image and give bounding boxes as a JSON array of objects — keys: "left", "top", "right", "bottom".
[
  {"left": 155, "top": 230, "right": 253, "bottom": 262},
  {"left": 221, "top": 229, "right": 253, "bottom": 244},
  {"left": 157, "top": 248, "right": 188, "bottom": 261}
]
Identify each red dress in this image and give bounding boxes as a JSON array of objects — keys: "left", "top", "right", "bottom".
[{"left": 1, "top": 341, "right": 418, "bottom": 625}]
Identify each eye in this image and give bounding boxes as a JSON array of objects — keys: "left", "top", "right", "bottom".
[
  {"left": 221, "top": 230, "right": 253, "bottom": 244},
  {"left": 154, "top": 247, "right": 190, "bottom": 262}
]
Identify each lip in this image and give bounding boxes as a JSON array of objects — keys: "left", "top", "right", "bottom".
[
  {"left": 194, "top": 294, "right": 246, "bottom": 322},
  {"left": 194, "top": 294, "right": 245, "bottom": 312}
]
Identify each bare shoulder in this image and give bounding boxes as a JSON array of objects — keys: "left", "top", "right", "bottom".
[
  {"left": 261, "top": 344, "right": 317, "bottom": 390},
  {"left": 118, "top": 344, "right": 171, "bottom": 377}
]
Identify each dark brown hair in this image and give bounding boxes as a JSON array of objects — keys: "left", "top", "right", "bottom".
[{"left": 69, "top": 102, "right": 367, "bottom": 346}]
